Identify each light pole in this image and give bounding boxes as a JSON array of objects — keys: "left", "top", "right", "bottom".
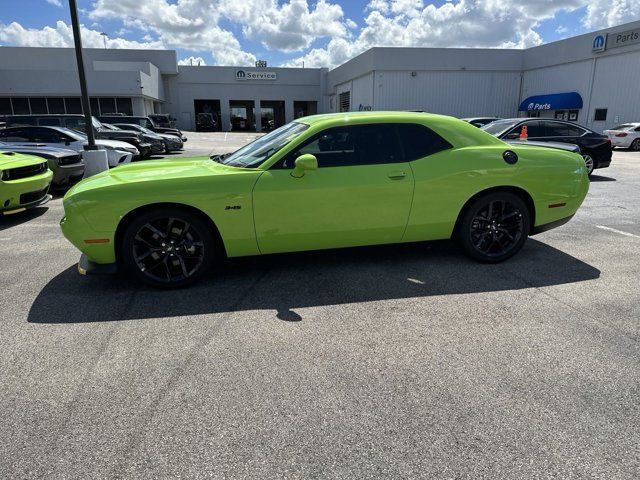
[
  {"left": 69, "top": 0, "right": 109, "bottom": 177},
  {"left": 100, "top": 32, "right": 108, "bottom": 49}
]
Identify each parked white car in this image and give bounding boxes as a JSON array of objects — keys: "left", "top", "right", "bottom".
[
  {"left": 604, "top": 123, "right": 640, "bottom": 150},
  {"left": 0, "top": 126, "right": 137, "bottom": 167}
]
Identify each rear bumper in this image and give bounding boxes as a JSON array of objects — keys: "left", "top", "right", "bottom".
[{"left": 531, "top": 214, "right": 575, "bottom": 235}]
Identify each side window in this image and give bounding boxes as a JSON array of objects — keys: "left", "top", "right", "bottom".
[
  {"left": 396, "top": 124, "right": 452, "bottom": 161},
  {"left": 505, "top": 121, "right": 543, "bottom": 138},
  {"left": 2, "top": 128, "right": 31, "bottom": 142},
  {"left": 635, "top": 127, "right": 640, "bottom": 132},
  {"left": 566, "top": 125, "right": 585, "bottom": 137},
  {"left": 64, "top": 117, "right": 87, "bottom": 132},
  {"left": 521, "top": 121, "right": 544, "bottom": 137},
  {"left": 32, "top": 128, "right": 62, "bottom": 143},
  {"left": 281, "top": 124, "right": 402, "bottom": 168},
  {"left": 543, "top": 122, "right": 569, "bottom": 137}
]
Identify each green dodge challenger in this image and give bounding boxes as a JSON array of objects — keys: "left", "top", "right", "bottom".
[
  {"left": 61, "top": 112, "right": 589, "bottom": 288},
  {"left": 1, "top": 152, "right": 53, "bottom": 215}
]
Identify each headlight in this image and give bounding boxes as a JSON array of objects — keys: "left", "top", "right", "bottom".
[{"left": 100, "top": 145, "right": 115, "bottom": 151}]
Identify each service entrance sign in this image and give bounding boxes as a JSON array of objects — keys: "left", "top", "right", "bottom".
[{"left": 235, "top": 70, "right": 277, "bottom": 81}]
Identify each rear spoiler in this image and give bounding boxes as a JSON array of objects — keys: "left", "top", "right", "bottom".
[{"left": 505, "top": 140, "right": 580, "bottom": 153}]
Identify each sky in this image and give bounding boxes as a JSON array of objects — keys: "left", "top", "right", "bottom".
[{"left": 0, "top": 0, "right": 639, "bottom": 68}]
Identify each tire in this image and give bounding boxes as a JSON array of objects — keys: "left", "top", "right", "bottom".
[
  {"left": 458, "top": 192, "right": 531, "bottom": 263},
  {"left": 631, "top": 139, "right": 640, "bottom": 151},
  {"left": 582, "top": 151, "right": 595, "bottom": 176},
  {"left": 121, "top": 208, "right": 215, "bottom": 288}
]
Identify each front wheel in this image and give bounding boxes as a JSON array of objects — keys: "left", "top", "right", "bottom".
[
  {"left": 458, "top": 192, "right": 531, "bottom": 263},
  {"left": 121, "top": 208, "right": 215, "bottom": 288}
]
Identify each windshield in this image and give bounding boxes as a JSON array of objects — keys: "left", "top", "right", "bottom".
[
  {"left": 218, "top": 122, "right": 309, "bottom": 168},
  {"left": 481, "top": 119, "right": 520, "bottom": 136},
  {"left": 56, "top": 127, "right": 87, "bottom": 141},
  {"left": 611, "top": 124, "right": 633, "bottom": 130}
]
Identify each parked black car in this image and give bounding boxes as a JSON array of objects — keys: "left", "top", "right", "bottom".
[
  {"left": 99, "top": 115, "right": 187, "bottom": 142},
  {"left": 103, "top": 123, "right": 166, "bottom": 155},
  {"left": 110, "top": 123, "right": 183, "bottom": 152},
  {"left": 5, "top": 114, "right": 152, "bottom": 159},
  {"left": 482, "top": 118, "right": 612, "bottom": 175},
  {"left": 0, "top": 141, "right": 84, "bottom": 190},
  {"left": 148, "top": 113, "right": 176, "bottom": 128}
]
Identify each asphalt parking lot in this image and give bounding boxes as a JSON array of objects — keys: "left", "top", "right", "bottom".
[{"left": 1, "top": 139, "right": 639, "bottom": 478}]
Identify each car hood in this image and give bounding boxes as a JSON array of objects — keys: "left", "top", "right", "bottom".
[
  {"left": 159, "top": 133, "right": 182, "bottom": 141},
  {"left": 0, "top": 145, "right": 78, "bottom": 158},
  {"left": 0, "top": 151, "right": 47, "bottom": 169},
  {"left": 95, "top": 139, "right": 136, "bottom": 150},
  {"left": 66, "top": 157, "right": 255, "bottom": 196}
]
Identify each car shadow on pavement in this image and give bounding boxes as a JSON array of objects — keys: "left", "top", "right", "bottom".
[
  {"left": 28, "top": 239, "right": 600, "bottom": 324},
  {"left": 590, "top": 175, "right": 616, "bottom": 182},
  {"left": 0, "top": 207, "right": 48, "bottom": 232}
]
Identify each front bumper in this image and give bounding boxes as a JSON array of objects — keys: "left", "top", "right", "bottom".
[
  {"left": 1, "top": 169, "right": 53, "bottom": 214},
  {"left": 51, "top": 163, "right": 85, "bottom": 189},
  {"left": 78, "top": 254, "right": 117, "bottom": 275}
]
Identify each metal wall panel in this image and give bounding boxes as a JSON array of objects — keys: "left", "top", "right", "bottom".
[
  {"left": 589, "top": 51, "right": 640, "bottom": 130},
  {"left": 370, "top": 70, "right": 521, "bottom": 117}
]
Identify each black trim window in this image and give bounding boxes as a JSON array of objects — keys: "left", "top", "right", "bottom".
[
  {"left": 594, "top": 108, "right": 607, "bottom": 122},
  {"left": 396, "top": 123, "right": 452, "bottom": 161},
  {"left": 277, "top": 123, "right": 451, "bottom": 169}
]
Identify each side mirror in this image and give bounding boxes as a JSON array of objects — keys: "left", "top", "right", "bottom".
[
  {"left": 505, "top": 132, "right": 520, "bottom": 140},
  {"left": 291, "top": 154, "right": 318, "bottom": 178}
]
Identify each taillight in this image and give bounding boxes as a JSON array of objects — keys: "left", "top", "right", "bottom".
[{"left": 615, "top": 133, "right": 628, "bottom": 137}]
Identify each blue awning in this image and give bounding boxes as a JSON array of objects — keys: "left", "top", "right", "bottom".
[{"left": 519, "top": 92, "right": 583, "bottom": 111}]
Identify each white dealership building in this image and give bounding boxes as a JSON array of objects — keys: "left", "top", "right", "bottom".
[{"left": 1, "top": 20, "right": 639, "bottom": 131}]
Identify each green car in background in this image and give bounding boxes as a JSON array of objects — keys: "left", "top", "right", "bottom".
[
  {"left": 1, "top": 152, "right": 53, "bottom": 215},
  {"left": 61, "top": 112, "right": 589, "bottom": 288}
]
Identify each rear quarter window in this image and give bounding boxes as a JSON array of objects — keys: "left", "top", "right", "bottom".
[{"left": 396, "top": 124, "right": 452, "bottom": 161}]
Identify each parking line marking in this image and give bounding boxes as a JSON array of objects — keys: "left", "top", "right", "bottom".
[{"left": 596, "top": 225, "right": 640, "bottom": 239}]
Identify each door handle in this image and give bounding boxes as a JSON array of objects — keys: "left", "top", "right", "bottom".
[{"left": 387, "top": 171, "right": 406, "bottom": 180}]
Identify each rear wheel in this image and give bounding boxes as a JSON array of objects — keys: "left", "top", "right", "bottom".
[
  {"left": 121, "top": 208, "right": 215, "bottom": 288},
  {"left": 631, "top": 139, "right": 640, "bottom": 151},
  {"left": 582, "top": 151, "right": 595, "bottom": 176},
  {"left": 458, "top": 192, "right": 531, "bottom": 263}
]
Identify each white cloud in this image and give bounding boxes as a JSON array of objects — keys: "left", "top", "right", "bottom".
[
  {"left": 0, "top": 21, "right": 164, "bottom": 49},
  {"left": 178, "top": 56, "right": 207, "bottom": 66},
  {"left": 285, "top": 0, "right": 594, "bottom": 68},
  {"left": 46, "top": 0, "right": 62, "bottom": 7},
  {"left": 2, "top": 0, "right": 640, "bottom": 69},
  {"left": 582, "top": 0, "right": 640, "bottom": 29}
]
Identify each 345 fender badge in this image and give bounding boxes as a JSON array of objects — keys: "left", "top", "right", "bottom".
[{"left": 225, "top": 205, "right": 242, "bottom": 210}]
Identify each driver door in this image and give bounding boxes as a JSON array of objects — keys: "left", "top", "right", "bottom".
[{"left": 252, "top": 124, "right": 415, "bottom": 254}]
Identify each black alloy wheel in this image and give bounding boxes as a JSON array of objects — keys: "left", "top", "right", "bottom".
[
  {"left": 631, "top": 139, "right": 640, "bottom": 151},
  {"left": 458, "top": 192, "right": 531, "bottom": 263},
  {"left": 122, "top": 208, "right": 215, "bottom": 288}
]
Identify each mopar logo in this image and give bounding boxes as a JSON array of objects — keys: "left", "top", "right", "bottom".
[
  {"left": 236, "top": 70, "right": 246, "bottom": 79},
  {"left": 592, "top": 34, "right": 606, "bottom": 52},
  {"left": 527, "top": 102, "right": 535, "bottom": 110}
]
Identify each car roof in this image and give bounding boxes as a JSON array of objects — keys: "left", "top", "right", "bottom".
[
  {"left": 298, "top": 111, "right": 459, "bottom": 125},
  {"left": 295, "top": 111, "right": 506, "bottom": 148}
]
